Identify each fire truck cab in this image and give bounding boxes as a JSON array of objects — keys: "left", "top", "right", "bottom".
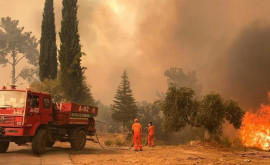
[{"left": 0, "top": 85, "right": 98, "bottom": 155}]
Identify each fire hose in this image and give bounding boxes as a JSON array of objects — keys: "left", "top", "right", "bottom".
[
  {"left": 94, "top": 131, "right": 149, "bottom": 151},
  {"left": 94, "top": 131, "right": 134, "bottom": 150}
]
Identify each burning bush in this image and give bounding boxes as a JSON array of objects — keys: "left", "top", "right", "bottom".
[{"left": 240, "top": 94, "right": 270, "bottom": 150}]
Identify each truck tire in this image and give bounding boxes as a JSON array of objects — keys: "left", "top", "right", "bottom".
[
  {"left": 70, "top": 130, "right": 86, "bottom": 150},
  {"left": 0, "top": 142, "right": 9, "bottom": 153},
  {"left": 46, "top": 141, "right": 55, "bottom": 147},
  {"left": 32, "top": 129, "right": 47, "bottom": 155}
]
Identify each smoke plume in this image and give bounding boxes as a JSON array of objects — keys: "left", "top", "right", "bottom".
[
  {"left": 226, "top": 22, "right": 270, "bottom": 110},
  {"left": 1, "top": 0, "right": 270, "bottom": 109}
]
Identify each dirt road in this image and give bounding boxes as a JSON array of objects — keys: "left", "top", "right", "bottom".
[
  {"left": 0, "top": 143, "right": 73, "bottom": 165},
  {"left": 70, "top": 141, "right": 270, "bottom": 165},
  {"left": 1, "top": 140, "right": 270, "bottom": 165}
]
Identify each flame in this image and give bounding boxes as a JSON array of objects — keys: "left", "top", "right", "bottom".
[{"left": 240, "top": 94, "right": 270, "bottom": 150}]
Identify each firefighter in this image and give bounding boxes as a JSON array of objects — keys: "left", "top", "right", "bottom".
[
  {"left": 132, "top": 118, "right": 143, "bottom": 151},
  {"left": 148, "top": 121, "right": 155, "bottom": 147}
]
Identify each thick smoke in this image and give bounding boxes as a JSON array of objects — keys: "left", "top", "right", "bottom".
[
  {"left": 1, "top": 0, "right": 270, "bottom": 108},
  {"left": 225, "top": 22, "right": 270, "bottom": 110},
  {"left": 135, "top": 0, "right": 270, "bottom": 110}
]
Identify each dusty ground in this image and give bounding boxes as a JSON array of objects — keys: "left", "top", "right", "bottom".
[
  {"left": 0, "top": 143, "right": 73, "bottom": 165},
  {"left": 67, "top": 134, "right": 270, "bottom": 165},
  {"left": 2, "top": 133, "right": 269, "bottom": 165}
]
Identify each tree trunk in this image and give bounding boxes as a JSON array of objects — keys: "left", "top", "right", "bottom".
[{"left": 11, "top": 51, "right": 16, "bottom": 84}]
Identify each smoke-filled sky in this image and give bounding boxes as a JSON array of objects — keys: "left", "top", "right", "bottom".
[{"left": 1, "top": 0, "right": 270, "bottom": 109}]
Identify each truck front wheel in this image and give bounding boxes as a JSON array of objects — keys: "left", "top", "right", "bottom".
[
  {"left": 0, "top": 142, "right": 9, "bottom": 153},
  {"left": 70, "top": 130, "right": 86, "bottom": 150},
  {"left": 32, "top": 129, "right": 47, "bottom": 155}
]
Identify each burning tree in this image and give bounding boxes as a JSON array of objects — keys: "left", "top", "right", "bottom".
[
  {"left": 0, "top": 17, "right": 39, "bottom": 84},
  {"left": 161, "top": 85, "right": 245, "bottom": 138}
]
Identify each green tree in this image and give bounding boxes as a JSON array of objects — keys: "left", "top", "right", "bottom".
[
  {"left": 58, "top": 0, "right": 94, "bottom": 105},
  {"left": 161, "top": 85, "right": 199, "bottom": 132},
  {"left": 0, "top": 17, "right": 39, "bottom": 84},
  {"left": 161, "top": 85, "right": 244, "bottom": 137},
  {"left": 197, "top": 92, "right": 226, "bottom": 135},
  {"left": 224, "top": 99, "right": 245, "bottom": 129},
  {"left": 111, "top": 70, "right": 138, "bottom": 131},
  {"left": 197, "top": 92, "right": 245, "bottom": 139},
  {"left": 39, "top": 0, "right": 57, "bottom": 81},
  {"left": 164, "top": 67, "right": 202, "bottom": 94}
]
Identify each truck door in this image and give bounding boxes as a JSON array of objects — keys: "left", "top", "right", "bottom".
[
  {"left": 25, "top": 94, "right": 41, "bottom": 126},
  {"left": 40, "top": 96, "right": 52, "bottom": 123}
]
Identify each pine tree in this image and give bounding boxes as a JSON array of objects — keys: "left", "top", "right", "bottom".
[
  {"left": 39, "top": 0, "right": 57, "bottom": 81},
  {"left": 111, "top": 70, "right": 138, "bottom": 131},
  {"left": 58, "top": 0, "right": 94, "bottom": 105},
  {"left": 0, "top": 17, "right": 39, "bottom": 84}
]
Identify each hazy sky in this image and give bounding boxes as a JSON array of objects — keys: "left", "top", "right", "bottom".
[{"left": 1, "top": 0, "right": 270, "bottom": 108}]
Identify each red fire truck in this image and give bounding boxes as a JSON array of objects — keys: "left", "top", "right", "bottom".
[{"left": 0, "top": 85, "right": 98, "bottom": 154}]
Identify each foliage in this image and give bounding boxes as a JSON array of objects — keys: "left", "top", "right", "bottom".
[
  {"left": 115, "top": 138, "right": 123, "bottom": 146},
  {"left": 20, "top": 67, "right": 39, "bottom": 83},
  {"left": 220, "top": 136, "right": 232, "bottom": 148},
  {"left": 137, "top": 101, "right": 163, "bottom": 137},
  {"left": 96, "top": 101, "right": 112, "bottom": 123},
  {"left": 161, "top": 85, "right": 245, "bottom": 136},
  {"left": 197, "top": 93, "right": 245, "bottom": 134},
  {"left": 164, "top": 67, "right": 202, "bottom": 94},
  {"left": 58, "top": 0, "right": 94, "bottom": 105},
  {"left": 161, "top": 85, "right": 199, "bottom": 132},
  {"left": 95, "top": 101, "right": 119, "bottom": 133},
  {"left": 0, "top": 17, "right": 39, "bottom": 84},
  {"left": 111, "top": 70, "right": 138, "bottom": 131},
  {"left": 39, "top": 0, "right": 57, "bottom": 81},
  {"left": 197, "top": 92, "right": 226, "bottom": 134},
  {"left": 224, "top": 99, "right": 245, "bottom": 129},
  {"left": 231, "top": 138, "right": 245, "bottom": 151},
  {"left": 31, "top": 78, "right": 63, "bottom": 103},
  {"left": 104, "top": 140, "right": 113, "bottom": 147},
  {"left": 161, "top": 127, "right": 204, "bottom": 145}
]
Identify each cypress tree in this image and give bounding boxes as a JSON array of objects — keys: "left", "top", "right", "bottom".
[
  {"left": 111, "top": 70, "right": 138, "bottom": 131},
  {"left": 39, "top": 0, "right": 57, "bottom": 81},
  {"left": 59, "top": 0, "right": 94, "bottom": 105}
]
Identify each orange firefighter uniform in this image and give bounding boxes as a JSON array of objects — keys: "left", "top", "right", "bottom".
[
  {"left": 148, "top": 125, "right": 155, "bottom": 147},
  {"left": 132, "top": 119, "right": 142, "bottom": 151}
]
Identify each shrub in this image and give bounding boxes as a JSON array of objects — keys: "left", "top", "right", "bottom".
[
  {"left": 115, "top": 138, "right": 123, "bottom": 146},
  {"left": 104, "top": 140, "right": 113, "bottom": 146},
  {"left": 231, "top": 138, "right": 245, "bottom": 150},
  {"left": 221, "top": 137, "right": 232, "bottom": 148}
]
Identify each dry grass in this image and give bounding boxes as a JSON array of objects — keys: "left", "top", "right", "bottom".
[{"left": 62, "top": 133, "right": 270, "bottom": 165}]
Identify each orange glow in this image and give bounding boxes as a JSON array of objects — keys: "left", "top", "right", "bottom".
[{"left": 240, "top": 93, "right": 270, "bottom": 150}]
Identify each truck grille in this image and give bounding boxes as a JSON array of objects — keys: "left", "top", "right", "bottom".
[{"left": 0, "top": 116, "right": 15, "bottom": 125}]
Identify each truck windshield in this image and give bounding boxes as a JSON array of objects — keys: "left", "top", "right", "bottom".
[{"left": 0, "top": 91, "right": 26, "bottom": 108}]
